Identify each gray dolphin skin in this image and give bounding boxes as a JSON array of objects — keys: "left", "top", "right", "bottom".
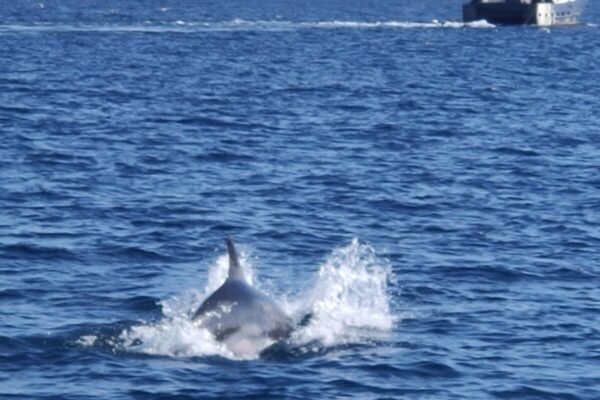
[{"left": 193, "top": 238, "right": 293, "bottom": 343}]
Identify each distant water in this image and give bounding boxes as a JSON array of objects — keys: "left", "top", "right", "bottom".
[{"left": 1, "top": 0, "right": 599, "bottom": 399}]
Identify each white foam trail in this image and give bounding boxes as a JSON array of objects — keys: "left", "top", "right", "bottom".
[
  {"left": 110, "top": 239, "right": 395, "bottom": 360},
  {"left": 312, "top": 19, "right": 494, "bottom": 29},
  {"left": 0, "top": 19, "right": 495, "bottom": 34},
  {"left": 464, "top": 19, "right": 496, "bottom": 28}
]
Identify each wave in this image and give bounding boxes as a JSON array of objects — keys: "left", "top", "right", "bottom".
[
  {"left": 0, "top": 243, "right": 80, "bottom": 261},
  {"left": 490, "top": 386, "right": 580, "bottom": 400},
  {"left": 78, "top": 239, "right": 395, "bottom": 360},
  {"left": 0, "top": 19, "right": 496, "bottom": 34}
]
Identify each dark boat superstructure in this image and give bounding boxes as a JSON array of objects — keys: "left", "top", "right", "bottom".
[{"left": 463, "top": 0, "right": 586, "bottom": 26}]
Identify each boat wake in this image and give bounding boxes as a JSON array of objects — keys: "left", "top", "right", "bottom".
[{"left": 0, "top": 19, "right": 496, "bottom": 33}]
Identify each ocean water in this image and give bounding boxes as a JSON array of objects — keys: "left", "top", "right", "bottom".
[{"left": 1, "top": 0, "right": 599, "bottom": 398}]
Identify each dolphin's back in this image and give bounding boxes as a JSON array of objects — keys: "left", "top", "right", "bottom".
[
  {"left": 193, "top": 279, "right": 292, "bottom": 340},
  {"left": 192, "top": 238, "right": 293, "bottom": 342}
]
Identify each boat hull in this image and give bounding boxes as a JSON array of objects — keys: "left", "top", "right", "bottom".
[{"left": 463, "top": 0, "right": 586, "bottom": 26}]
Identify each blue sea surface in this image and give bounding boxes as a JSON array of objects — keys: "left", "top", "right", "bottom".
[{"left": 1, "top": 0, "right": 599, "bottom": 398}]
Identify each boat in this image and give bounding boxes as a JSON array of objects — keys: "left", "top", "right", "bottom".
[{"left": 463, "top": 0, "right": 586, "bottom": 26}]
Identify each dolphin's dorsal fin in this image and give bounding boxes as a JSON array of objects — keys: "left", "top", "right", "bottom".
[{"left": 226, "top": 237, "right": 245, "bottom": 280}]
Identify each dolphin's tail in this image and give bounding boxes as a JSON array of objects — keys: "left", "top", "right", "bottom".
[{"left": 226, "top": 237, "right": 245, "bottom": 280}]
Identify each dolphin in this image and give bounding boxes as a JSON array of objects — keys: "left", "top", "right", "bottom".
[{"left": 193, "top": 238, "right": 293, "bottom": 348}]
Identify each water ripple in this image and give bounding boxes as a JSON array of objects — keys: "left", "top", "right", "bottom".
[{"left": 1, "top": 1, "right": 599, "bottom": 399}]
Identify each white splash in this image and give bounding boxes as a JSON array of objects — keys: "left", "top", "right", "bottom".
[
  {"left": 113, "top": 239, "right": 395, "bottom": 360},
  {"left": 76, "top": 335, "right": 97, "bottom": 347},
  {"left": 291, "top": 239, "right": 395, "bottom": 347},
  {"left": 120, "top": 316, "right": 237, "bottom": 359}
]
